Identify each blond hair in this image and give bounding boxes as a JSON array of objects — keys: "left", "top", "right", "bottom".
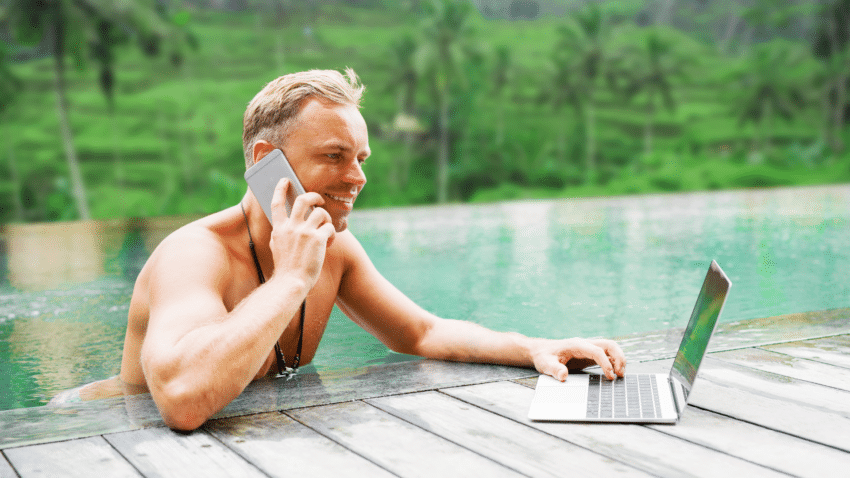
[{"left": 242, "top": 68, "right": 365, "bottom": 168}]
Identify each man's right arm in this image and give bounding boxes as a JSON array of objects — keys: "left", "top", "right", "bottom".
[
  {"left": 140, "top": 229, "right": 309, "bottom": 431},
  {"left": 142, "top": 180, "right": 335, "bottom": 431}
]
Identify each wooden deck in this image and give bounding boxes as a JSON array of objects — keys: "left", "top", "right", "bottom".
[{"left": 1, "top": 308, "right": 849, "bottom": 477}]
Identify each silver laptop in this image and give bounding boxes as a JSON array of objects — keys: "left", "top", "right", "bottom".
[{"left": 528, "top": 260, "right": 731, "bottom": 423}]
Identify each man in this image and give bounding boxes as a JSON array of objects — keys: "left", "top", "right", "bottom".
[{"left": 72, "top": 69, "right": 625, "bottom": 430}]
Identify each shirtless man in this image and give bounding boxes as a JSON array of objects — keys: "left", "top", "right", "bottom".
[{"left": 68, "top": 69, "right": 625, "bottom": 430}]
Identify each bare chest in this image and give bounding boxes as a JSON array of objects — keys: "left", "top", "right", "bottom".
[{"left": 224, "top": 256, "right": 343, "bottom": 378}]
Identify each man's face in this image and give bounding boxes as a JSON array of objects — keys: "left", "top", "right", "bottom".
[{"left": 283, "top": 98, "right": 370, "bottom": 232}]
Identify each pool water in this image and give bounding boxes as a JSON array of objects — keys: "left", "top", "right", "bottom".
[{"left": 1, "top": 184, "right": 849, "bottom": 410}]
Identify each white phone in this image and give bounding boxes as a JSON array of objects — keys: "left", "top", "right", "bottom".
[{"left": 244, "top": 149, "right": 309, "bottom": 223}]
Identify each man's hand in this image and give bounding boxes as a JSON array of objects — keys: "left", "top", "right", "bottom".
[
  {"left": 531, "top": 338, "right": 626, "bottom": 382},
  {"left": 269, "top": 178, "right": 336, "bottom": 289}
]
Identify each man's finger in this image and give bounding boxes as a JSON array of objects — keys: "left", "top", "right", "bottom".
[
  {"left": 270, "top": 178, "right": 291, "bottom": 225},
  {"left": 290, "top": 192, "right": 323, "bottom": 223},
  {"left": 542, "top": 355, "right": 570, "bottom": 382},
  {"left": 596, "top": 339, "right": 627, "bottom": 377},
  {"left": 305, "top": 202, "right": 333, "bottom": 228},
  {"left": 318, "top": 222, "right": 336, "bottom": 242},
  {"left": 584, "top": 343, "right": 616, "bottom": 380}
]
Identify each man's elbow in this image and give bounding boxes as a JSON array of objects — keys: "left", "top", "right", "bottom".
[
  {"left": 400, "top": 319, "right": 439, "bottom": 359},
  {"left": 144, "top": 360, "right": 212, "bottom": 431},
  {"left": 154, "top": 379, "right": 211, "bottom": 431}
]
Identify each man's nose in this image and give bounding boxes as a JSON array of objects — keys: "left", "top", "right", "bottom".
[{"left": 346, "top": 160, "right": 367, "bottom": 186}]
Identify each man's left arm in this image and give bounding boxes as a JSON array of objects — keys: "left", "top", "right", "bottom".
[{"left": 334, "top": 231, "right": 626, "bottom": 381}]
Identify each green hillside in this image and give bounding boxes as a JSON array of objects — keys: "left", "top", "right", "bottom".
[{"left": 1, "top": 0, "right": 848, "bottom": 223}]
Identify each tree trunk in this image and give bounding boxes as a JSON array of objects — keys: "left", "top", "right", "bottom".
[
  {"left": 437, "top": 87, "right": 450, "bottom": 203},
  {"left": 52, "top": 17, "right": 91, "bottom": 220},
  {"left": 5, "top": 135, "right": 24, "bottom": 221},
  {"left": 760, "top": 97, "right": 773, "bottom": 155},
  {"left": 832, "top": 70, "right": 847, "bottom": 153},
  {"left": 644, "top": 91, "right": 656, "bottom": 158},
  {"left": 825, "top": 12, "right": 847, "bottom": 153},
  {"left": 584, "top": 101, "right": 597, "bottom": 185},
  {"left": 111, "top": 109, "right": 124, "bottom": 188}
]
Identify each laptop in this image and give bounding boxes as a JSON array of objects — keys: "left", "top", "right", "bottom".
[{"left": 528, "top": 260, "right": 731, "bottom": 423}]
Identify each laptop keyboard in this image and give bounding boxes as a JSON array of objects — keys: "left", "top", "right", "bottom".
[{"left": 586, "top": 374, "right": 662, "bottom": 419}]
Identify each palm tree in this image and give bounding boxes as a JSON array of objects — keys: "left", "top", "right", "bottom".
[
  {"left": 618, "top": 30, "right": 690, "bottom": 158},
  {"left": 385, "top": 33, "right": 421, "bottom": 192},
  {"left": 730, "top": 41, "right": 813, "bottom": 158},
  {"left": 414, "top": 0, "right": 478, "bottom": 203},
  {"left": 490, "top": 45, "right": 512, "bottom": 149},
  {"left": 1, "top": 39, "right": 24, "bottom": 221},
  {"left": 550, "top": 4, "right": 613, "bottom": 185},
  {"left": 4, "top": 0, "right": 193, "bottom": 220},
  {"left": 813, "top": 0, "right": 850, "bottom": 153}
]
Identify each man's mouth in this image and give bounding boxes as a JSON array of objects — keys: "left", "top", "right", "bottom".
[
  {"left": 325, "top": 187, "right": 359, "bottom": 204},
  {"left": 326, "top": 194, "right": 354, "bottom": 204}
]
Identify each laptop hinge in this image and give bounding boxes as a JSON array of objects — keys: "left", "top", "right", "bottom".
[{"left": 668, "top": 377, "right": 681, "bottom": 419}]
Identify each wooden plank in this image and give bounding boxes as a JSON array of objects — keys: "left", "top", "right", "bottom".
[
  {"left": 368, "top": 391, "right": 651, "bottom": 477},
  {"left": 216, "top": 360, "right": 532, "bottom": 421},
  {"left": 0, "top": 454, "right": 18, "bottom": 478},
  {"left": 205, "top": 412, "right": 396, "bottom": 478},
  {"left": 0, "top": 394, "right": 162, "bottom": 449},
  {"left": 762, "top": 335, "right": 850, "bottom": 370},
  {"left": 104, "top": 426, "right": 266, "bottom": 478},
  {"left": 442, "top": 381, "right": 783, "bottom": 478},
  {"left": 649, "top": 405, "right": 850, "bottom": 477},
  {"left": 287, "top": 400, "right": 524, "bottom": 478},
  {"left": 710, "top": 347, "right": 850, "bottom": 392},
  {"left": 687, "top": 377, "right": 850, "bottom": 452},
  {"left": 700, "top": 356, "right": 850, "bottom": 418},
  {"left": 3, "top": 436, "right": 140, "bottom": 478},
  {"left": 0, "top": 360, "right": 531, "bottom": 450}
]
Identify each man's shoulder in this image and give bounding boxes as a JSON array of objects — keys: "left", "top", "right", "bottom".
[
  {"left": 331, "top": 228, "right": 373, "bottom": 274},
  {"left": 148, "top": 216, "right": 236, "bottom": 273}
]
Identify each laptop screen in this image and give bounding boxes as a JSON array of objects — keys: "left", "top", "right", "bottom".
[{"left": 670, "top": 261, "right": 731, "bottom": 398}]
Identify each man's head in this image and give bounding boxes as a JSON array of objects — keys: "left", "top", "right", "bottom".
[
  {"left": 242, "top": 68, "right": 365, "bottom": 169},
  {"left": 244, "top": 69, "right": 370, "bottom": 232}
]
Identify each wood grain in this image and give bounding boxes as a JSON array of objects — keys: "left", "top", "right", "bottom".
[
  {"left": 700, "top": 356, "right": 850, "bottom": 417},
  {"left": 442, "top": 381, "right": 785, "bottom": 478},
  {"left": 4, "top": 436, "right": 140, "bottom": 478},
  {"left": 649, "top": 406, "right": 850, "bottom": 477},
  {"left": 368, "top": 390, "right": 651, "bottom": 477},
  {"left": 710, "top": 347, "right": 850, "bottom": 392},
  {"left": 287, "top": 400, "right": 524, "bottom": 478},
  {"left": 687, "top": 378, "right": 850, "bottom": 452},
  {"left": 0, "top": 453, "right": 18, "bottom": 478},
  {"left": 206, "top": 412, "right": 396, "bottom": 478},
  {"left": 104, "top": 427, "right": 266, "bottom": 478},
  {"left": 761, "top": 335, "right": 850, "bottom": 370}
]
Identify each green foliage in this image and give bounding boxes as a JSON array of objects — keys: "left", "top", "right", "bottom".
[{"left": 1, "top": 1, "right": 849, "bottom": 224}]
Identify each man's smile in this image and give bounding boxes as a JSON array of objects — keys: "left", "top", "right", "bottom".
[{"left": 325, "top": 186, "right": 360, "bottom": 205}]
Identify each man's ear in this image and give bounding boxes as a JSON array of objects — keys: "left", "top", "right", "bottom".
[{"left": 251, "top": 140, "right": 276, "bottom": 166}]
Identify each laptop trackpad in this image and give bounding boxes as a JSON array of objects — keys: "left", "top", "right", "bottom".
[{"left": 528, "top": 374, "right": 588, "bottom": 420}]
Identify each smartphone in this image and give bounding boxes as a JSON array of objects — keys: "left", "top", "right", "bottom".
[{"left": 244, "top": 149, "right": 309, "bottom": 223}]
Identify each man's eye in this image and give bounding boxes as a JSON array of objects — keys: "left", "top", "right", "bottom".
[{"left": 327, "top": 153, "right": 340, "bottom": 160}]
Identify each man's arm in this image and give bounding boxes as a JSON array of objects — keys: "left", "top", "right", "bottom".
[
  {"left": 143, "top": 181, "right": 335, "bottom": 431},
  {"left": 141, "top": 230, "right": 310, "bottom": 431},
  {"left": 335, "top": 233, "right": 626, "bottom": 381}
]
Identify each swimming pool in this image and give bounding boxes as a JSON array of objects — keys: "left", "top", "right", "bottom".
[{"left": 1, "top": 184, "right": 848, "bottom": 410}]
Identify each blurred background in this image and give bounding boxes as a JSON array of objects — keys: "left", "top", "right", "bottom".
[{"left": 0, "top": 0, "right": 848, "bottom": 223}]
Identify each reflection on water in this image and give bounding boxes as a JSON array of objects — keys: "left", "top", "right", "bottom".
[{"left": 1, "top": 185, "right": 849, "bottom": 410}]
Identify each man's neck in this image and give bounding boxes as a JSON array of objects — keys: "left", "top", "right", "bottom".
[{"left": 240, "top": 193, "right": 274, "bottom": 272}]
